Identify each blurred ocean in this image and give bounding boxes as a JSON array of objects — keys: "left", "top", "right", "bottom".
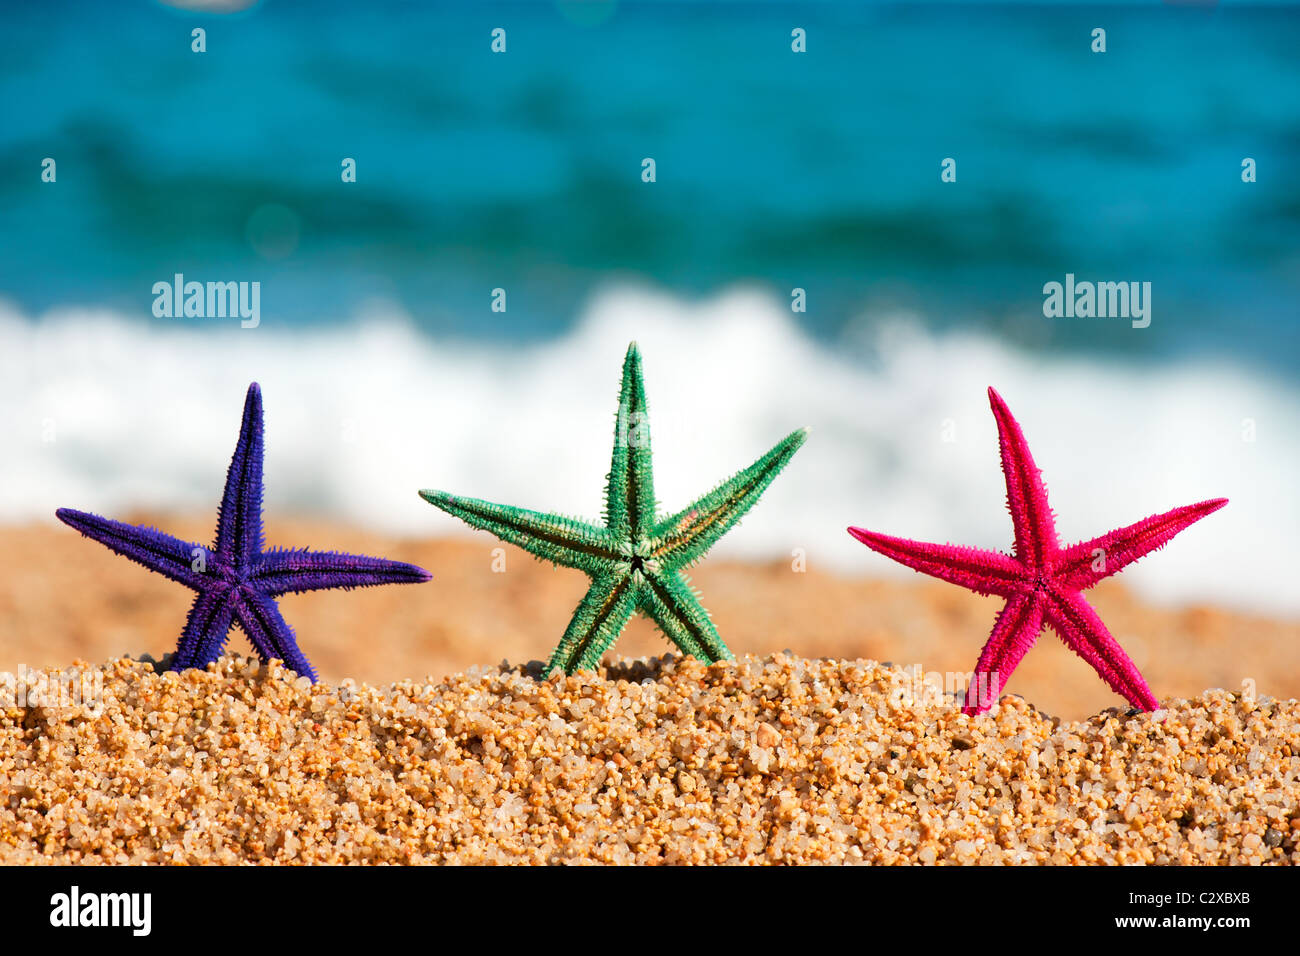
[{"left": 0, "top": 1, "right": 1296, "bottom": 611}]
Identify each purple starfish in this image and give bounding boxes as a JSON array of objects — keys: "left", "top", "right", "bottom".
[
  {"left": 57, "top": 383, "right": 430, "bottom": 681},
  {"left": 849, "top": 387, "right": 1227, "bottom": 716}
]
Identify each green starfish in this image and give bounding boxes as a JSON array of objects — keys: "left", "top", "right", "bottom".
[{"left": 419, "top": 342, "right": 807, "bottom": 675}]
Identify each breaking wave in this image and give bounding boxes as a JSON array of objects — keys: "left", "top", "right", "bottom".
[{"left": 1, "top": 284, "right": 1294, "bottom": 614}]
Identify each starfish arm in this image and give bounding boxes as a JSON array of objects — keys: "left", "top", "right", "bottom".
[
  {"left": 847, "top": 527, "right": 1026, "bottom": 597},
  {"left": 56, "top": 508, "right": 209, "bottom": 589},
  {"left": 1055, "top": 497, "right": 1229, "bottom": 590},
  {"left": 605, "top": 342, "right": 657, "bottom": 539},
  {"left": 651, "top": 428, "right": 807, "bottom": 569},
  {"left": 232, "top": 589, "right": 318, "bottom": 682},
  {"left": 638, "top": 569, "right": 733, "bottom": 664},
  {"left": 253, "top": 547, "right": 431, "bottom": 595},
  {"left": 214, "top": 383, "right": 267, "bottom": 563},
  {"left": 962, "top": 593, "right": 1045, "bottom": 715},
  {"left": 988, "top": 387, "right": 1059, "bottom": 565},
  {"left": 545, "top": 574, "right": 639, "bottom": 675},
  {"left": 1044, "top": 590, "right": 1159, "bottom": 712},
  {"left": 419, "top": 490, "right": 619, "bottom": 569},
  {"left": 169, "top": 587, "right": 237, "bottom": 672}
]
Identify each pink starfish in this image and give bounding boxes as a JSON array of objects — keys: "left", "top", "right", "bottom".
[{"left": 848, "top": 388, "right": 1227, "bottom": 716}]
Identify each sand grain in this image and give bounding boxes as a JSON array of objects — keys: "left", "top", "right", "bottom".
[{"left": 2, "top": 654, "right": 1297, "bottom": 865}]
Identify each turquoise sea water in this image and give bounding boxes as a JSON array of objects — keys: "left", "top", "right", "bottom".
[{"left": 2, "top": 0, "right": 1297, "bottom": 362}]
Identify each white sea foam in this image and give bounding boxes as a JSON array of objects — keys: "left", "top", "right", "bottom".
[{"left": 0, "top": 285, "right": 1294, "bottom": 614}]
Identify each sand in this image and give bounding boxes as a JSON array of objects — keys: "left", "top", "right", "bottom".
[
  {"left": 2, "top": 516, "right": 1297, "bottom": 864},
  {"left": 1, "top": 652, "right": 1296, "bottom": 865},
  {"left": 3, "top": 515, "right": 1297, "bottom": 723}
]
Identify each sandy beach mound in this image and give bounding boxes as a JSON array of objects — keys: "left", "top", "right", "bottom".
[
  {"left": 1, "top": 653, "right": 1296, "bottom": 865},
  {"left": 6, "top": 521, "right": 1299, "bottom": 723}
]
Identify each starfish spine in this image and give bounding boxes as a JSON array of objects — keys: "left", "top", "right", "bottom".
[
  {"left": 849, "top": 387, "right": 1226, "bottom": 715},
  {"left": 421, "top": 342, "right": 806, "bottom": 675},
  {"left": 58, "top": 383, "right": 431, "bottom": 680}
]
